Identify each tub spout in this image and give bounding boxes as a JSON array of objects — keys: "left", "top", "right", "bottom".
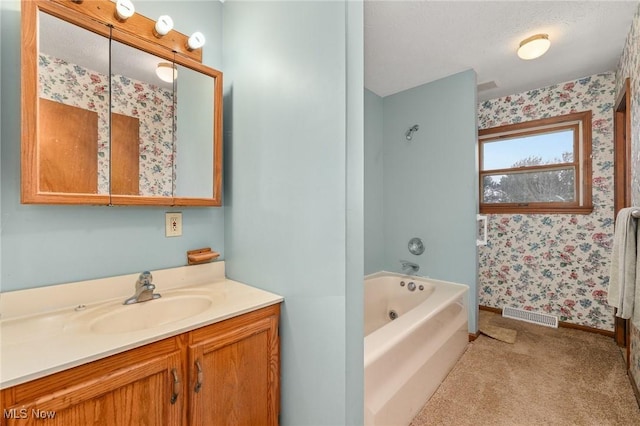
[{"left": 400, "top": 260, "right": 419, "bottom": 274}]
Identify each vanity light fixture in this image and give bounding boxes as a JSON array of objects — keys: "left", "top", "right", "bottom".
[
  {"left": 154, "top": 15, "right": 174, "bottom": 37},
  {"left": 156, "top": 62, "right": 177, "bottom": 83},
  {"left": 517, "top": 34, "right": 550, "bottom": 60},
  {"left": 187, "top": 32, "right": 206, "bottom": 51},
  {"left": 114, "top": 0, "right": 135, "bottom": 21}
]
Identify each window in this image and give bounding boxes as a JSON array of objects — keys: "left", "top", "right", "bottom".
[{"left": 479, "top": 111, "right": 592, "bottom": 214}]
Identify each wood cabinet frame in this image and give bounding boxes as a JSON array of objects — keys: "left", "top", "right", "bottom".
[{"left": 21, "top": 0, "right": 223, "bottom": 206}]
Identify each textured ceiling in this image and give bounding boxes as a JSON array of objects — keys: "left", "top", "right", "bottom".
[{"left": 365, "top": 0, "right": 639, "bottom": 100}]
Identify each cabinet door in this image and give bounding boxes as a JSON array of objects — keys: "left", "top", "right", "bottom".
[
  {"left": 188, "top": 306, "right": 280, "bottom": 426},
  {"left": 2, "top": 347, "right": 184, "bottom": 426}
]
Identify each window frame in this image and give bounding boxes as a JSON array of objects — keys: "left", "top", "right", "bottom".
[{"left": 479, "top": 111, "right": 593, "bottom": 215}]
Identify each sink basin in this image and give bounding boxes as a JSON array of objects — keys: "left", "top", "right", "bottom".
[{"left": 87, "top": 294, "right": 213, "bottom": 334}]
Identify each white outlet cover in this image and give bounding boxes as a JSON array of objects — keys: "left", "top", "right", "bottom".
[{"left": 165, "top": 212, "right": 182, "bottom": 237}]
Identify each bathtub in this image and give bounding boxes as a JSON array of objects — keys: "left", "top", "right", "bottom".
[{"left": 364, "top": 271, "right": 469, "bottom": 426}]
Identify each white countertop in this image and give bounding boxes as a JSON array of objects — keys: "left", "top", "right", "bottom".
[{"left": 0, "top": 262, "right": 283, "bottom": 389}]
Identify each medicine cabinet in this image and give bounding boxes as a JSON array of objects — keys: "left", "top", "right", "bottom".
[{"left": 21, "top": 0, "right": 223, "bottom": 206}]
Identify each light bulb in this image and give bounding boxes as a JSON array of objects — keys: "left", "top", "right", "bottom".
[
  {"left": 187, "top": 32, "right": 205, "bottom": 50},
  {"left": 115, "top": 0, "right": 135, "bottom": 21},
  {"left": 154, "top": 15, "right": 174, "bottom": 37}
]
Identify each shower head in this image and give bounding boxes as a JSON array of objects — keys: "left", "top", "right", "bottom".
[{"left": 405, "top": 124, "right": 419, "bottom": 141}]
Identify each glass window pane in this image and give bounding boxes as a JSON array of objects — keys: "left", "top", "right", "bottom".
[
  {"left": 482, "top": 168, "right": 575, "bottom": 204},
  {"left": 482, "top": 129, "right": 574, "bottom": 170}
]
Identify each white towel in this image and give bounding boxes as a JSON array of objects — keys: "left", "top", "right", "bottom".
[{"left": 608, "top": 207, "right": 638, "bottom": 321}]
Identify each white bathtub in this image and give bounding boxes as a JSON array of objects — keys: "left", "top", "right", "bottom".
[{"left": 364, "top": 272, "right": 469, "bottom": 426}]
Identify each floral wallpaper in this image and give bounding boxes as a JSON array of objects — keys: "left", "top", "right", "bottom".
[
  {"left": 39, "top": 53, "right": 174, "bottom": 196},
  {"left": 477, "top": 72, "right": 616, "bottom": 331},
  {"left": 111, "top": 74, "right": 175, "bottom": 196},
  {"left": 616, "top": 2, "right": 640, "bottom": 394}
]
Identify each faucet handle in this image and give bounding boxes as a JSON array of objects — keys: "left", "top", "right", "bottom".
[
  {"left": 125, "top": 271, "right": 159, "bottom": 305},
  {"left": 138, "top": 271, "right": 153, "bottom": 284}
]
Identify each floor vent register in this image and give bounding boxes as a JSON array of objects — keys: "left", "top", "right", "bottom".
[{"left": 502, "top": 306, "right": 559, "bottom": 328}]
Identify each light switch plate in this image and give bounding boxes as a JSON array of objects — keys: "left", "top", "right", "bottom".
[{"left": 165, "top": 212, "right": 182, "bottom": 237}]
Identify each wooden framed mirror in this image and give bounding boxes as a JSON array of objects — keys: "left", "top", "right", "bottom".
[{"left": 21, "top": 0, "right": 223, "bottom": 206}]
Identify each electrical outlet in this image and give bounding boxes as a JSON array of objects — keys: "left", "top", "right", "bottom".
[{"left": 165, "top": 212, "right": 182, "bottom": 237}]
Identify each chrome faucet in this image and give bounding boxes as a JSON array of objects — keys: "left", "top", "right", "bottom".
[
  {"left": 124, "top": 271, "right": 161, "bottom": 305},
  {"left": 400, "top": 260, "right": 420, "bottom": 275}
]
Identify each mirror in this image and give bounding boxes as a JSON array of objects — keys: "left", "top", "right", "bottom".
[
  {"left": 36, "top": 10, "right": 110, "bottom": 201},
  {"left": 174, "top": 64, "right": 215, "bottom": 199},
  {"left": 110, "top": 38, "right": 175, "bottom": 200},
  {"left": 22, "top": 0, "right": 222, "bottom": 206}
]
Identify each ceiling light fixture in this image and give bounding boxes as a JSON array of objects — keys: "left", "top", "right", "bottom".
[
  {"left": 517, "top": 34, "right": 550, "bottom": 60},
  {"left": 156, "top": 62, "right": 177, "bottom": 83}
]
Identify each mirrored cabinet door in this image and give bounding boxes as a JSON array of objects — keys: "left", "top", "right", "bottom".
[
  {"left": 25, "top": 9, "right": 111, "bottom": 204},
  {"left": 109, "top": 39, "right": 175, "bottom": 204},
  {"left": 173, "top": 64, "right": 215, "bottom": 200}
]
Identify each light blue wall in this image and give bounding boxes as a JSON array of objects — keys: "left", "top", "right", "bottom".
[
  {"left": 222, "top": 1, "right": 363, "bottom": 425},
  {"left": 345, "top": 3, "right": 364, "bottom": 423},
  {"left": 364, "top": 89, "right": 385, "bottom": 275},
  {"left": 381, "top": 70, "right": 479, "bottom": 331},
  {"left": 0, "top": 1, "right": 224, "bottom": 292}
]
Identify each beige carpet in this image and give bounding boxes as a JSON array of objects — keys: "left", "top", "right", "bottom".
[{"left": 410, "top": 311, "right": 640, "bottom": 426}]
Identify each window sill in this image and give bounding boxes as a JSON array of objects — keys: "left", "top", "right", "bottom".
[{"left": 480, "top": 205, "right": 594, "bottom": 215}]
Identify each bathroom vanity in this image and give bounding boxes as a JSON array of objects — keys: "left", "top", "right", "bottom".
[{"left": 0, "top": 263, "right": 282, "bottom": 425}]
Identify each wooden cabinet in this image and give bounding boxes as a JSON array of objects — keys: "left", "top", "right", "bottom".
[
  {"left": 1, "top": 337, "right": 184, "bottom": 426},
  {"left": 22, "top": 0, "right": 223, "bottom": 207},
  {"left": 188, "top": 306, "right": 280, "bottom": 426},
  {"left": 1, "top": 304, "right": 280, "bottom": 426}
]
